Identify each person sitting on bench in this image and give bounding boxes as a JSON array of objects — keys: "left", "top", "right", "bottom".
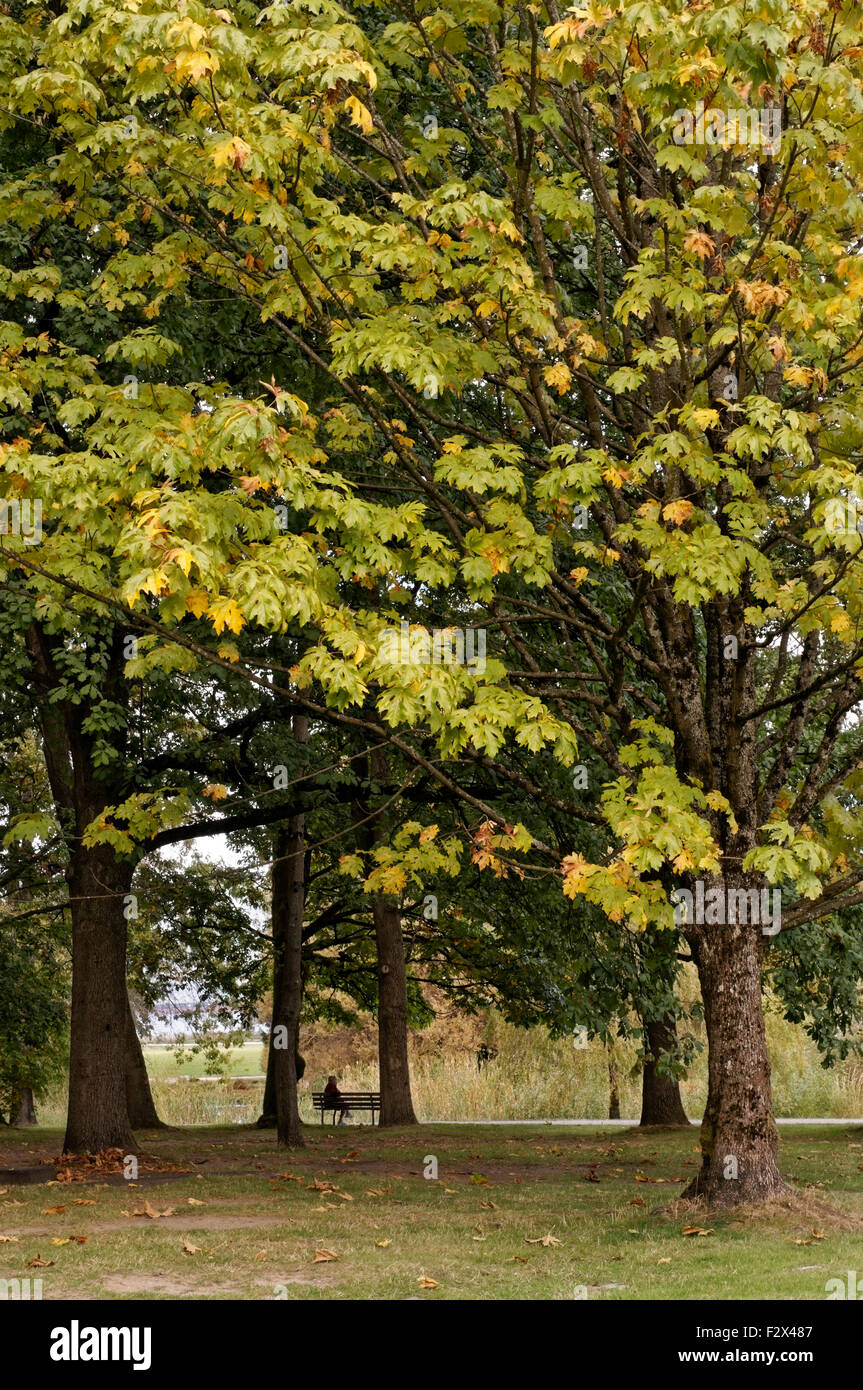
[{"left": 323, "top": 1075, "right": 352, "bottom": 1124}]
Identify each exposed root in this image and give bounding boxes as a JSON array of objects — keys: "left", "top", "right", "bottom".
[{"left": 657, "top": 1187, "right": 863, "bottom": 1231}]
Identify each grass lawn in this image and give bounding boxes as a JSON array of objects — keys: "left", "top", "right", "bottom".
[{"left": 2, "top": 1123, "right": 862, "bottom": 1300}]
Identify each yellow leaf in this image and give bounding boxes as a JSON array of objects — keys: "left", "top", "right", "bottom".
[
  {"left": 663, "top": 499, "right": 695, "bottom": 525},
  {"left": 203, "top": 783, "right": 229, "bottom": 801},
  {"left": 208, "top": 599, "right": 245, "bottom": 635},
  {"left": 417, "top": 1276, "right": 440, "bottom": 1289},
  {"left": 174, "top": 49, "right": 220, "bottom": 83},
  {"left": 164, "top": 548, "right": 193, "bottom": 577},
  {"left": 476, "top": 299, "right": 499, "bottom": 318},
  {"left": 211, "top": 136, "right": 252, "bottom": 171},
  {"left": 783, "top": 364, "right": 811, "bottom": 387},
  {"left": 375, "top": 1239, "right": 391, "bottom": 1248},
  {"left": 683, "top": 229, "right": 714, "bottom": 260},
  {"left": 312, "top": 1249, "right": 339, "bottom": 1263},
  {"left": 543, "top": 362, "right": 572, "bottom": 395},
  {"left": 345, "top": 96, "right": 374, "bottom": 135}
]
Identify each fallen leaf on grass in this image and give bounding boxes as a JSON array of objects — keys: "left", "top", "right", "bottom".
[
  {"left": 525, "top": 1234, "right": 562, "bottom": 1248},
  {"left": 443, "top": 1188, "right": 458, "bottom": 1195},
  {"left": 27, "top": 1255, "right": 54, "bottom": 1268},
  {"left": 469, "top": 1174, "right": 489, "bottom": 1185},
  {"left": 480, "top": 1200, "right": 498, "bottom": 1210},
  {"left": 365, "top": 1188, "right": 385, "bottom": 1197},
  {"left": 186, "top": 1198, "right": 206, "bottom": 1207},
  {"left": 629, "top": 1197, "right": 646, "bottom": 1207},
  {"left": 681, "top": 1226, "right": 714, "bottom": 1237},
  {"left": 375, "top": 1239, "right": 391, "bottom": 1248},
  {"left": 72, "top": 1200, "right": 96, "bottom": 1207},
  {"left": 511, "top": 1255, "right": 529, "bottom": 1263},
  {"left": 41, "top": 1206, "right": 67, "bottom": 1215},
  {"left": 120, "top": 1200, "right": 175, "bottom": 1223},
  {"left": 254, "top": 1251, "right": 268, "bottom": 1261},
  {"left": 417, "top": 1276, "right": 439, "bottom": 1289},
  {"left": 657, "top": 1258, "right": 672, "bottom": 1264},
  {"left": 275, "top": 1173, "right": 303, "bottom": 1183},
  {"left": 0, "top": 1236, "right": 19, "bottom": 1244},
  {"left": 183, "top": 1243, "right": 202, "bottom": 1255},
  {"left": 312, "top": 1249, "right": 339, "bottom": 1263}
]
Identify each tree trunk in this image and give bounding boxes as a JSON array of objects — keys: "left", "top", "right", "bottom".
[
  {"left": 607, "top": 1045, "right": 621, "bottom": 1120},
  {"left": 258, "top": 1040, "right": 304, "bottom": 1128},
  {"left": 124, "top": 994, "right": 165, "bottom": 1129},
  {"left": 26, "top": 622, "right": 136, "bottom": 1155},
  {"left": 64, "top": 844, "right": 135, "bottom": 1154},
  {"left": 684, "top": 902, "right": 787, "bottom": 1205},
  {"left": 271, "top": 713, "right": 308, "bottom": 1148},
  {"left": 271, "top": 812, "right": 305, "bottom": 1148},
  {"left": 365, "top": 740, "right": 417, "bottom": 1128},
  {"left": 374, "top": 898, "right": 418, "bottom": 1125},
  {"left": 9, "top": 1088, "right": 37, "bottom": 1126},
  {"left": 640, "top": 1016, "right": 690, "bottom": 1126}
]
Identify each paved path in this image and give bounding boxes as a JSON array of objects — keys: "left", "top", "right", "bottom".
[{"left": 431, "top": 1116, "right": 863, "bottom": 1126}]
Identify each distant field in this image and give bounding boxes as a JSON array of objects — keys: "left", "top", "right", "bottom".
[{"left": 142, "top": 1043, "right": 264, "bottom": 1079}]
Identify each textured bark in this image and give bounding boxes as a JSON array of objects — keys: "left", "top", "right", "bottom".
[
  {"left": 607, "top": 1046, "right": 621, "bottom": 1120},
  {"left": 272, "top": 810, "right": 305, "bottom": 1148},
  {"left": 257, "top": 1047, "right": 304, "bottom": 1129},
  {"left": 640, "top": 1017, "right": 690, "bottom": 1126},
  {"left": 27, "top": 622, "right": 135, "bottom": 1155},
  {"left": 9, "top": 1088, "right": 37, "bottom": 1126},
  {"left": 124, "top": 995, "right": 165, "bottom": 1130},
  {"left": 373, "top": 897, "right": 417, "bottom": 1126},
  {"left": 684, "top": 899, "right": 787, "bottom": 1204},
  {"left": 366, "top": 742, "right": 417, "bottom": 1127},
  {"left": 64, "top": 843, "right": 135, "bottom": 1153}
]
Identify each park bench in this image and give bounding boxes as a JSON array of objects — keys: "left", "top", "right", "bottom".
[{"left": 312, "top": 1091, "right": 381, "bottom": 1126}]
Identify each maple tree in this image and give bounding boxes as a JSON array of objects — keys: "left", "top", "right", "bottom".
[{"left": 2, "top": 0, "right": 863, "bottom": 1204}]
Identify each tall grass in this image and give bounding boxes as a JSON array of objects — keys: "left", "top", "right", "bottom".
[{"left": 29, "top": 1010, "right": 863, "bottom": 1130}]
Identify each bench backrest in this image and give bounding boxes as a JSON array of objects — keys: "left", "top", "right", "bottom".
[{"left": 312, "top": 1091, "right": 380, "bottom": 1105}]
